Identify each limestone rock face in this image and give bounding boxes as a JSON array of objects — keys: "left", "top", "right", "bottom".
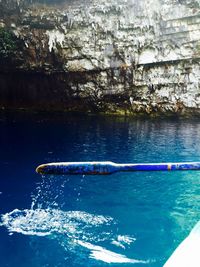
[{"left": 1, "top": 0, "right": 200, "bottom": 115}]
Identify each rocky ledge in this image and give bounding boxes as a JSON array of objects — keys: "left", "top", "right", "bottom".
[{"left": 1, "top": 0, "right": 200, "bottom": 116}]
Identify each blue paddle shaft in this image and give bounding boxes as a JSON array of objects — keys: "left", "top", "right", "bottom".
[{"left": 36, "top": 161, "right": 200, "bottom": 175}]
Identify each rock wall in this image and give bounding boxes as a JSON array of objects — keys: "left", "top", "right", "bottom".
[{"left": 1, "top": 0, "right": 200, "bottom": 116}]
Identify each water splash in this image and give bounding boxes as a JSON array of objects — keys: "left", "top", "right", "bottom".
[
  {"left": 111, "top": 235, "right": 136, "bottom": 249},
  {"left": 0, "top": 173, "right": 149, "bottom": 264},
  {"left": 31, "top": 175, "right": 67, "bottom": 209},
  {"left": 0, "top": 208, "right": 147, "bottom": 264},
  {"left": 1, "top": 208, "right": 111, "bottom": 238},
  {"left": 77, "top": 241, "right": 147, "bottom": 264}
]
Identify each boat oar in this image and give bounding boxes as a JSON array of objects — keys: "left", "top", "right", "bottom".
[{"left": 36, "top": 161, "right": 200, "bottom": 175}]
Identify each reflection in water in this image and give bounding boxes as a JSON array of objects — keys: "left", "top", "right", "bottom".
[{"left": 170, "top": 171, "right": 200, "bottom": 234}]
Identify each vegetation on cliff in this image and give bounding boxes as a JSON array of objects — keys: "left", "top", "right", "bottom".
[
  {"left": 0, "top": 27, "right": 26, "bottom": 68},
  {"left": 0, "top": 27, "right": 17, "bottom": 59}
]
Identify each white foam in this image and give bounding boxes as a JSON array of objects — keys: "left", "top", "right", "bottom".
[
  {"left": 1, "top": 208, "right": 144, "bottom": 264},
  {"left": 77, "top": 240, "right": 147, "bottom": 264},
  {"left": 1, "top": 209, "right": 112, "bottom": 239},
  {"left": 0, "top": 209, "right": 147, "bottom": 264},
  {"left": 112, "top": 235, "right": 136, "bottom": 249}
]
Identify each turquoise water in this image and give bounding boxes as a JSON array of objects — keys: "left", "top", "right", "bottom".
[{"left": 0, "top": 112, "right": 200, "bottom": 266}]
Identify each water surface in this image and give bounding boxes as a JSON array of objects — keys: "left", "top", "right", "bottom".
[{"left": 0, "top": 112, "right": 200, "bottom": 267}]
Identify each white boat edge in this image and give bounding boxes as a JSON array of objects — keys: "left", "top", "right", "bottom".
[{"left": 164, "top": 221, "right": 200, "bottom": 267}]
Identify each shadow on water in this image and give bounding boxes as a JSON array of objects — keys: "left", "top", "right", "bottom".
[{"left": 0, "top": 111, "right": 200, "bottom": 266}]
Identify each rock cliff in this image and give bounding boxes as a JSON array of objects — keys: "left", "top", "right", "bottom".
[{"left": 1, "top": 0, "right": 200, "bottom": 116}]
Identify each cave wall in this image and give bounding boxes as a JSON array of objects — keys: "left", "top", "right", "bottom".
[{"left": 1, "top": 0, "right": 200, "bottom": 115}]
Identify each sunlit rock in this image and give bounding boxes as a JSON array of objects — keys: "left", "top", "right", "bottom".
[{"left": 0, "top": 0, "right": 200, "bottom": 116}]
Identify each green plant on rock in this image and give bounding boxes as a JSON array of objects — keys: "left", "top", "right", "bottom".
[{"left": 0, "top": 27, "right": 17, "bottom": 58}]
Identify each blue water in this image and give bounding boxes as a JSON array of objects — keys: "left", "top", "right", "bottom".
[{"left": 0, "top": 112, "right": 200, "bottom": 267}]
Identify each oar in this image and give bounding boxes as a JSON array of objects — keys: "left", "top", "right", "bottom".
[{"left": 36, "top": 161, "right": 200, "bottom": 175}]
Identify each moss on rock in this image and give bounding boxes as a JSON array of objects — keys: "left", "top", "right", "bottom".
[{"left": 0, "top": 27, "right": 17, "bottom": 59}]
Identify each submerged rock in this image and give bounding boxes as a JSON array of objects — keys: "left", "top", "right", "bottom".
[{"left": 1, "top": 0, "right": 200, "bottom": 116}]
